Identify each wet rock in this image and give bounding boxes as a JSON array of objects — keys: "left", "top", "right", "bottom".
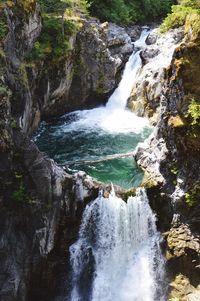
[
  {"left": 126, "top": 25, "right": 142, "bottom": 41},
  {"left": 106, "top": 23, "right": 132, "bottom": 47},
  {"left": 134, "top": 25, "right": 200, "bottom": 301},
  {"left": 128, "top": 27, "right": 184, "bottom": 124},
  {"left": 145, "top": 32, "right": 158, "bottom": 45},
  {"left": 140, "top": 48, "right": 160, "bottom": 64},
  {"left": 135, "top": 134, "right": 168, "bottom": 185}
]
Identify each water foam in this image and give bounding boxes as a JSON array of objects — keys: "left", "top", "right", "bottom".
[
  {"left": 70, "top": 188, "right": 166, "bottom": 301},
  {"left": 55, "top": 28, "right": 150, "bottom": 135}
]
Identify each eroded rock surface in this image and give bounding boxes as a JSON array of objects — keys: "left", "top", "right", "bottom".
[
  {"left": 134, "top": 24, "right": 200, "bottom": 300},
  {"left": 128, "top": 28, "right": 184, "bottom": 125}
]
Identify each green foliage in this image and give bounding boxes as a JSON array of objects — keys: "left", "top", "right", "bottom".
[
  {"left": 179, "top": 0, "right": 200, "bottom": 9},
  {"left": 186, "top": 98, "right": 200, "bottom": 126},
  {"left": 0, "top": 19, "right": 8, "bottom": 40},
  {"left": 185, "top": 184, "right": 200, "bottom": 207},
  {"left": 160, "top": 0, "right": 200, "bottom": 32},
  {"left": 88, "top": 0, "right": 173, "bottom": 25},
  {"left": 160, "top": 5, "right": 196, "bottom": 32},
  {"left": 0, "top": 83, "right": 8, "bottom": 96},
  {"left": 12, "top": 184, "right": 26, "bottom": 203},
  {"left": 28, "top": 0, "right": 88, "bottom": 61},
  {"left": 28, "top": 15, "right": 77, "bottom": 61},
  {"left": 38, "top": 0, "right": 89, "bottom": 14}
]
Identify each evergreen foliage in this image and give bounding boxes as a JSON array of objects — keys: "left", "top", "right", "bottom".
[
  {"left": 161, "top": 0, "right": 200, "bottom": 32},
  {"left": 29, "top": 0, "right": 87, "bottom": 61},
  {"left": 28, "top": 15, "right": 77, "bottom": 60},
  {"left": 88, "top": 0, "right": 173, "bottom": 25}
]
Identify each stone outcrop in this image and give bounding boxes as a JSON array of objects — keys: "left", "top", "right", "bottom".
[
  {"left": 1, "top": 1, "right": 200, "bottom": 301},
  {"left": 2, "top": 8, "right": 134, "bottom": 135},
  {"left": 0, "top": 126, "right": 124, "bottom": 301},
  {"left": 0, "top": 3, "right": 135, "bottom": 300},
  {"left": 67, "top": 21, "right": 133, "bottom": 113},
  {"left": 128, "top": 28, "right": 184, "bottom": 125},
  {"left": 134, "top": 23, "right": 200, "bottom": 300}
]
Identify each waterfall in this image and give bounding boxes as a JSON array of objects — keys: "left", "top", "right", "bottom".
[
  {"left": 106, "top": 28, "right": 149, "bottom": 110},
  {"left": 69, "top": 188, "right": 166, "bottom": 301},
  {"left": 50, "top": 28, "right": 151, "bottom": 136}
]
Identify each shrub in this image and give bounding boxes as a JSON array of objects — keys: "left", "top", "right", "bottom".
[
  {"left": 28, "top": 15, "right": 77, "bottom": 61},
  {"left": 185, "top": 183, "right": 200, "bottom": 207},
  {"left": 160, "top": 0, "right": 200, "bottom": 33},
  {"left": 160, "top": 5, "right": 196, "bottom": 32},
  {"left": 88, "top": 0, "right": 173, "bottom": 25},
  {"left": 186, "top": 98, "right": 200, "bottom": 126},
  {"left": 12, "top": 184, "right": 26, "bottom": 203}
]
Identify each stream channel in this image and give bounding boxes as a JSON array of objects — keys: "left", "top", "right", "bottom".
[{"left": 34, "top": 28, "right": 167, "bottom": 301}]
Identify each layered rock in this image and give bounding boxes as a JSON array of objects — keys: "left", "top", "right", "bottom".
[
  {"left": 0, "top": 3, "right": 135, "bottom": 300},
  {"left": 128, "top": 27, "right": 184, "bottom": 125},
  {"left": 135, "top": 24, "right": 200, "bottom": 299},
  {"left": 67, "top": 21, "right": 133, "bottom": 113}
]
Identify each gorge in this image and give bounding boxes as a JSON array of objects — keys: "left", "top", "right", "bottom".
[{"left": 0, "top": 1, "right": 200, "bottom": 301}]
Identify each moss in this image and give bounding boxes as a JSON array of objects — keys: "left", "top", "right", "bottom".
[
  {"left": 18, "top": 63, "right": 29, "bottom": 88},
  {"left": 168, "top": 115, "right": 186, "bottom": 128},
  {"left": 141, "top": 172, "right": 158, "bottom": 189},
  {"left": 173, "top": 43, "right": 200, "bottom": 98},
  {"left": 10, "top": 119, "right": 19, "bottom": 129},
  {"left": 185, "top": 11, "right": 200, "bottom": 41},
  {"left": 185, "top": 98, "right": 200, "bottom": 125},
  {"left": 171, "top": 166, "right": 178, "bottom": 175},
  {"left": 122, "top": 188, "right": 136, "bottom": 202},
  {"left": 0, "top": 0, "right": 14, "bottom": 10},
  {"left": 96, "top": 73, "right": 107, "bottom": 95},
  {"left": 27, "top": 14, "right": 78, "bottom": 62},
  {"left": 0, "top": 18, "right": 8, "bottom": 41},
  {"left": 18, "top": 0, "right": 36, "bottom": 13},
  {"left": 12, "top": 183, "right": 27, "bottom": 203},
  {"left": 185, "top": 182, "right": 200, "bottom": 207}
]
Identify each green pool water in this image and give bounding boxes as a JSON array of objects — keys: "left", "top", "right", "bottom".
[{"left": 34, "top": 110, "right": 152, "bottom": 189}]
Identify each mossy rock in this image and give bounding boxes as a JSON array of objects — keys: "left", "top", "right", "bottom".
[
  {"left": 173, "top": 43, "right": 200, "bottom": 97},
  {"left": 141, "top": 171, "right": 159, "bottom": 189},
  {"left": 168, "top": 115, "right": 186, "bottom": 128},
  {"left": 122, "top": 188, "right": 136, "bottom": 202}
]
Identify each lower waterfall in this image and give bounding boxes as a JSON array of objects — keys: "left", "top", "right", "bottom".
[{"left": 69, "top": 188, "right": 166, "bottom": 301}]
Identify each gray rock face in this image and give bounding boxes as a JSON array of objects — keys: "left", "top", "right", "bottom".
[
  {"left": 1, "top": 126, "right": 126, "bottom": 301},
  {"left": 134, "top": 27, "right": 200, "bottom": 299},
  {"left": 145, "top": 31, "right": 157, "bottom": 45},
  {"left": 4, "top": 13, "right": 135, "bottom": 135},
  {"left": 128, "top": 27, "right": 184, "bottom": 125},
  {"left": 3, "top": 3, "right": 42, "bottom": 135},
  {"left": 126, "top": 25, "right": 142, "bottom": 42},
  {"left": 67, "top": 20, "right": 133, "bottom": 111}
]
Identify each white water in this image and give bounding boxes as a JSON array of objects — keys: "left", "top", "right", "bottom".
[
  {"left": 70, "top": 188, "right": 166, "bottom": 301},
  {"left": 52, "top": 29, "right": 150, "bottom": 136}
]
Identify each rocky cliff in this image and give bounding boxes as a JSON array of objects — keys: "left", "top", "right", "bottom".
[
  {"left": 0, "top": 1, "right": 136, "bottom": 300},
  {"left": 1, "top": 1, "right": 200, "bottom": 301},
  {"left": 135, "top": 21, "right": 200, "bottom": 301}
]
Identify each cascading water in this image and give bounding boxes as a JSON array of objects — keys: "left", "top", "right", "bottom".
[
  {"left": 106, "top": 28, "right": 149, "bottom": 110},
  {"left": 69, "top": 188, "right": 166, "bottom": 301},
  {"left": 34, "top": 28, "right": 152, "bottom": 188},
  {"left": 33, "top": 27, "right": 181, "bottom": 300}
]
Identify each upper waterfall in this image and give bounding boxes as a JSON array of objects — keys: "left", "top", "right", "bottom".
[
  {"left": 46, "top": 28, "right": 151, "bottom": 135},
  {"left": 34, "top": 28, "right": 153, "bottom": 187},
  {"left": 106, "top": 28, "right": 149, "bottom": 110},
  {"left": 69, "top": 188, "right": 166, "bottom": 301}
]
